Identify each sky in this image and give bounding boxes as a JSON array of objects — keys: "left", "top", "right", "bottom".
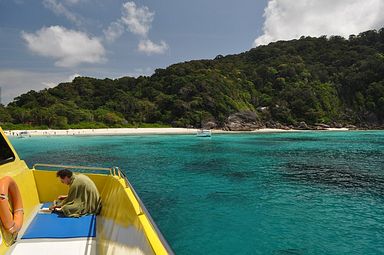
[{"left": 1, "top": 0, "right": 384, "bottom": 105}]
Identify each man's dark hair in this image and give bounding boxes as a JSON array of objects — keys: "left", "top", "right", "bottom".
[{"left": 56, "top": 169, "right": 73, "bottom": 178}]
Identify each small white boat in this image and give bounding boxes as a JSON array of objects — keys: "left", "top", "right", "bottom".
[{"left": 196, "top": 129, "right": 211, "bottom": 137}]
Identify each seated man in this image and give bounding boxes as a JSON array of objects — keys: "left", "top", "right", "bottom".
[{"left": 49, "top": 169, "right": 101, "bottom": 217}]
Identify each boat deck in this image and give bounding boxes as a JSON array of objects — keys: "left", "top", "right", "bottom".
[{"left": 8, "top": 203, "right": 96, "bottom": 255}]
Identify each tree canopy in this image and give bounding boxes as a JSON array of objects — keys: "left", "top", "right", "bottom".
[{"left": 2, "top": 28, "right": 384, "bottom": 129}]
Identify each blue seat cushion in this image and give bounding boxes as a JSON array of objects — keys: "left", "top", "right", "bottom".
[{"left": 22, "top": 203, "right": 96, "bottom": 239}]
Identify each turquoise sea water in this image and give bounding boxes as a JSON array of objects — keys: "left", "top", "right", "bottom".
[{"left": 10, "top": 131, "right": 384, "bottom": 255}]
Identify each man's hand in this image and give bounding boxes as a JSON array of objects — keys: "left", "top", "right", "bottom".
[
  {"left": 49, "top": 205, "right": 58, "bottom": 211},
  {"left": 58, "top": 195, "right": 67, "bottom": 200}
]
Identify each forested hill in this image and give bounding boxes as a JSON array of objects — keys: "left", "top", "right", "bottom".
[{"left": 1, "top": 29, "right": 384, "bottom": 130}]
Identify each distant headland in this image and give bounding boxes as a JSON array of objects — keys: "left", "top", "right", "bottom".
[{"left": 1, "top": 29, "right": 383, "bottom": 130}]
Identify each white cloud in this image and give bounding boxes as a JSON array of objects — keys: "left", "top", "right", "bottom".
[
  {"left": 121, "top": 1, "right": 154, "bottom": 37},
  {"left": 68, "top": 73, "right": 81, "bottom": 81},
  {"left": 103, "top": 21, "right": 125, "bottom": 43},
  {"left": 104, "top": 1, "right": 168, "bottom": 55},
  {"left": 42, "top": 73, "right": 80, "bottom": 87},
  {"left": 21, "top": 26, "right": 106, "bottom": 68},
  {"left": 0, "top": 70, "right": 80, "bottom": 105},
  {"left": 138, "top": 39, "right": 168, "bottom": 55},
  {"left": 103, "top": 1, "right": 154, "bottom": 42},
  {"left": 43, "top": 0, "right": 82, "bottom": 26},
  {"left": 254, "top": 0, "right": 384, "bottom": 46}
]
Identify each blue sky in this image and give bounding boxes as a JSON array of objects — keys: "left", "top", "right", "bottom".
[{"left": 1, "top": 0, "right": 384, "bottom": 104}]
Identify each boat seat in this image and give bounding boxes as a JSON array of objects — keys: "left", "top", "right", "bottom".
[
  {"left": 8, "top": 203, "right": 97, "bottom": 255},
  {"left": 22, "top": 203, "right": 96, "bottom": 239}
]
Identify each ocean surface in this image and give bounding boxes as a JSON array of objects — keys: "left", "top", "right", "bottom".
[{"left": 10, "top": 131, "right": 384, "bottom": 255}]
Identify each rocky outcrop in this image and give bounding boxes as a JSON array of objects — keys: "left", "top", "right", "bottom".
[
  {"left": 315, "top": 123, "right": 330, "bottom": 128},
  {"left": 202, "top": 121, "right": 218, "bottom": 129},
  {"left": 221, "top": 111, "right": 383, "bottom": 131},
  {"left": 265, "top": 121, "right": 290, "bottom": 130},
  {"left": 296, "top": 121, "right": 309, "bottom": 130},
  {"left": 224, "top": 111, "right": 264, "bottom": 131},
  {"left": 345, "top": 124, "right": 357, "bottom": 129}
]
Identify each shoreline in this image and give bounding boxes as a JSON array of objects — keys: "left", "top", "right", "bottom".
[{"left": 3, "top": 127, "right": 353, "bottom": 137}]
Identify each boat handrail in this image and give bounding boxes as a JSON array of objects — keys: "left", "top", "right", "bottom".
[{"left": 32, "top": 163, "right": 113, "bottom": 175}]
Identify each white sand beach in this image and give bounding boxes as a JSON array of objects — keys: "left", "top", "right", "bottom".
[
  {"left": 5, "top": 128, "right": 198, "bottom": 137},
  {"left": 3, "top": 127, "right": 349, "bottom": 137}
]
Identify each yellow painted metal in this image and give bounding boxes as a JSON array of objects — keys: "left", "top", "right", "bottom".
[
  {"left": 32, "top": 170, "right": 69, "bottom": 203},
  {"left": 96, "top": 175, "right": 169, "bottom": 254},
  {"left": 97, "top": 176, "right": 146, "bottom": 254},
  {"left": 32, "top": 170, "right": 108, "bottom": 203},
  {"left": 125, "top": 185, "right": 142, "bottom": 216},
  {"left": 139, "top": 214, "right": 169, "bottom": 255},
  {"left": 0, "top": 128, "right": 40, "bottom": 254}
]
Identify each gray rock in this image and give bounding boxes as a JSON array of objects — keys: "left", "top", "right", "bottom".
[
  {"left": 345, "top": 124, "right": 357, "bottom": 129},
  {"left": 297, "top": 121, "right": 309, "bottom": 130},
  {"left": 202, "top": 121, "right": 217, "bottom": 129},
  {"left": 332, "top": 122, "right": 343, "bottom": 128},
  {"left": 315, "top": 123, "right": 330, "bottom": 128},
  {"left": 224, "top": 111, "right": 263, "bottom": 131}
]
